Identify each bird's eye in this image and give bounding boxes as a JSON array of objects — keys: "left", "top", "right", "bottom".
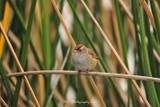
[{"left": 79, "top": 47, "right": 84, "bottom": 51}]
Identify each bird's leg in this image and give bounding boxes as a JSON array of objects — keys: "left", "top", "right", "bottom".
[
  {"left": 78, "top": 70, "right": 82, "bottom": 75},
  {"left": 85, "top": 70, "right": 89, "bottom": 76}
]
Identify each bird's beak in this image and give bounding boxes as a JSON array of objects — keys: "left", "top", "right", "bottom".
[
  {"left": 74, "top": 50, "right": 78, "bottom": 53},
  {"left": 74, "top": 49, "right": 77, "bottom": 53}
]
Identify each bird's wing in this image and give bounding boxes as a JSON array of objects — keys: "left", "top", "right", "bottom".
[{"left": 88, "top": 49, "right": 98, "bottom": 59}]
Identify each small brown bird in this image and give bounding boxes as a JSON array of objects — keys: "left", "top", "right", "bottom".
[{"left": 72, "top": 44, "right": 98, "bottom": 71}]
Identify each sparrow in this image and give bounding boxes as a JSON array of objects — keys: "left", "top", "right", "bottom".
[{"left": 72, "top": 44, "right": 98, "bottom": 71}]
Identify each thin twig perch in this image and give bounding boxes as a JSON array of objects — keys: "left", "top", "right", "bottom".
[{"left": 5, "top": 70, "right": 160, "bottom": 83}]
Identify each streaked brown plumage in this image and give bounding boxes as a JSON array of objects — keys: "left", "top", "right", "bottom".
[{"left": 72, "top": 44, "right": 98, "bottom": 71}]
